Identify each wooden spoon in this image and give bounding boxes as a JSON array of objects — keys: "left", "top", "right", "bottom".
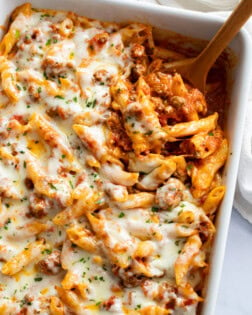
[{"left": 163, "top": 0, "right": 252, "bottom": 93}]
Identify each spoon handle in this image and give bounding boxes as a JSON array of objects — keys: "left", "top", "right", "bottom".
[{"left": 194, "top": 0, "right": 252, "bottom": 74}]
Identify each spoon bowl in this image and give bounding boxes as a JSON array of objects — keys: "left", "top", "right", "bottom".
[{"left": 164, "top": 0, "right": 252, "bottom": 93}]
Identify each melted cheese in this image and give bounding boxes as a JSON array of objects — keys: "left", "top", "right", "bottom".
[{"left": 0, "top": 5, "right": 217, "bottom": 315}]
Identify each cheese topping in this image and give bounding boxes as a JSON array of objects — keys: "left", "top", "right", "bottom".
[{"left": 0, "top": 4, "right": 227, "bottom": 315}]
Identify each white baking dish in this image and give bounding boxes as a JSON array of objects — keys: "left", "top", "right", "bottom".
[{"left": 0, "top": 0, "right": 251, "bottom": 314}]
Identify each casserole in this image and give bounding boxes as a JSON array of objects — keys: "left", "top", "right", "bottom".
[{"left": 0, "top": 1, "right": 251, "bottom": 314}]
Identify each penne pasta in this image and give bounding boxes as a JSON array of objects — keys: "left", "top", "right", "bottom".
[{"left": 0, "top": 4, "right": 228, "bottom": 314}]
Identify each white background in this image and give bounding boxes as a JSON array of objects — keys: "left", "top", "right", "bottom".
[{"left": 216, "top": 209, "right": 252, "bottom": 315}]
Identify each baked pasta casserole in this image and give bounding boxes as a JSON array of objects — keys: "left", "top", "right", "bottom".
[{"left": 0, "top": 3, "right": 228, "bottom": 315}]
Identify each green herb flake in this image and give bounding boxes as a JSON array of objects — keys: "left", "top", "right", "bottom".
[
  {"left": 178, "top": 210, "right": 183, "bottom": 216},
  {"left": 186, "top": 164, "right": 193, "bottom": 170},
  {"left": 42, "top": 249, "right": 52, "bottom": 255},
  {"left": 85, "top": 98, "right": 97, "bottom": 108},
  {"left": 208, "top": 131, "right": 214, "bottom": 136},
  {"left": 34, "top": 277, "right": 43, "bottom": 282},
  {"left": 55, "top": 95, "right": 64, "bottom": 99},
  {"left": 15, "top": 30, "right": 21, "bottom": 39},
  {"left": 118, "top": 212, "right": 125, "bottom": 218},
  {"left": 151, "top": 206, "right": 159, "bottom": 212},
  {"left": 144, "top": 130, "right": 153, "bottom": 136},
  {"left": 46, "top": 39, "right": 52, "bottom": 46},
  {"left": 49, "top": 183, "right": 57, "bottom": 190},
  {"left": 69, "top": 180, "right": 74, "bottom": 189},
  {"left": 3, "top": 218, "right": 11, "bottom": 230},
  {"left": 41, "top": 14, "right": 50, "bottom": 18}
]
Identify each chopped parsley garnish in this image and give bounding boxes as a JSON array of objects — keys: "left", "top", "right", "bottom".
[
  {"left": 118, "top": 212, "right": 125, "bottom": 218},
  {"left": 61, "top": 154, "right": 66, "bottom": 159},
  {"left": 43, "top": 71, "right": 48, "bottom": 79},
  {"left": 69, "top": 180, "right": 74, "bottom": 189},
  {"left": 34, "top": 277, "right": 43, "bottom": 282},
  {"left": 3, "top": 218, "right": 11, "bottom": 230},
  {"left": 151, "top": 206, "right": 159, "bottom": 212},
  {"left": 164, "top": 219, "right": 174, "bottom": 224},
  {"left": 144, "top": 130, "right": 153, "bottom": 136},
  {"left": 178, "top": 210, "right": 183, "bottom": 216},
  {"left": 41, "top": 14, "right": 50, "bottom": 18},
  {"left": 15, "top": 30, "right": 20, "bottom": 39},
  {"left": 175, "top": 240, "right": 180, "bottom": 246},
  {"left": 55, "top": 95, "right": 64, "bottom": 99},
  {"left": 42, "top": 249, "right": 52, "bottom": 255},
  {"left": 37, "top": 87, "right": 42, "bottom": 93},
  {"left": 186, "top": 164, "right": 193, "bottom": 170},
  {"left": 49, "top": 183, "right": 57, "bottom": 190},
  {"left": 85, "top": 98, "right": 97, "bottom": 108},
  {"left": 208, "top": 131, "right": 214, "bottom": 136},
  {"left": 73, "top": 96, "right": 78, "bottom": 102},
  {"left": 45, "top": 39, "right": 52, "bottom": 46}
]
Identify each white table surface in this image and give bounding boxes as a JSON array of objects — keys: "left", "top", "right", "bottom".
[{"left": 216, "top": 209, "right": 252, "bottom": 315}]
